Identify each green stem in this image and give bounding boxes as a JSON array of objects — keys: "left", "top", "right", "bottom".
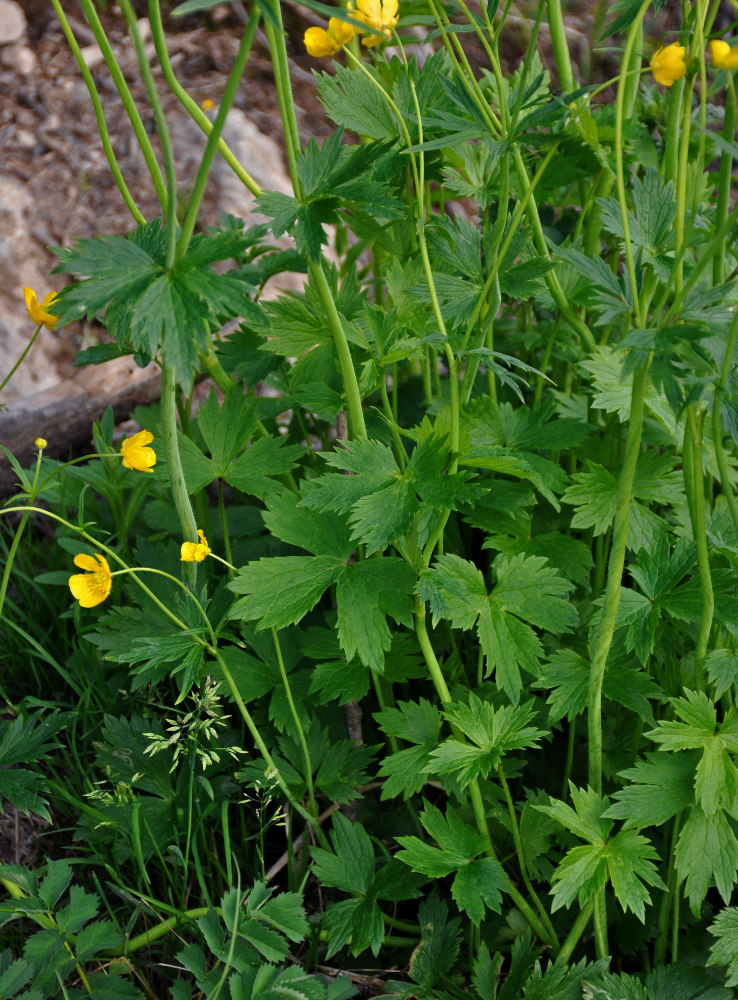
[
  {"left": 264, "top": 6, "right": 302, "bottom": 198},
  {"left": 0, "top": 447, "right": 44, "bottom": 621},
  {"left": 213, "top": 649, "right": 325, "bottom": 839},
  {"left": 0, "top": 323, "right": 42, "bottom": 398},
  {"left": 714, "top": 73, "right": 736, "bottom": 285},
  {"left": 152, "top": 5, "right": 261, "bottom": 198},
  {"left": 78, "top": 0, "right": 167, "bottom": 212},
  {"left": 172, "top": 5, "right": 260, "bottom": 258},
  {"left": 712, "top": 312, "right": 738, "bottom": 536},
  {"left": 512, "top": 148, "right": 595, "bottom": 352},
  {"left": 558, "top": 899, "right": 594, "bottom": 962},
  {"left": 498, "top": 765, "right": 560, "bottom": 949},
  {"left": 587, "top": 361, "right": 650, "bottom": 957},
  {"left": 654, "top": 812, "right": 682, "bottom": 965},
  {"left": 50, "top": 0, "right": 145, "bottom": 224},
  {"left": 119, "top": 0, "right": 177, "bottom": 266},
  {"left": 546, "top": 0, "right": 575, "bottom": 92},
  {"left": 380, "top": 372, "right": 407, "bottom": 469},
  {"left": 271, "top": 627, "right": 316, "bottom": 816},
  {"left": 160, "top": 364, "right": 198, "bottom": 586},
  {"left": 588, "top": 363, "right": 649, "bottom": 792},
  {"left": 684, "top": 406, "right": 712, "bottom": 691},
  {"left": 593, "top": 890, "right": 608, "bottom": 961},
  {"left": 415, "top": 601, "right": 555, "bottom": 949},
  {"left": 309, "top": 261, "right": 367, "bottom": 439},
  {"left": 673, "top": 75, "right": 695, "bottom": 295},
  {"left": 615, "top": 2, "right": 650, "bottom": 327}
]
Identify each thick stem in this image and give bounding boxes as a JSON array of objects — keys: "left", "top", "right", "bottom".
[
  {"left": 151, "top": 5, "right": 261, "bottom": 198},
  {"left": 546, "top": 0, "right": 575, "bottom": 92},
  {"left": 172, "top": 5, "right": 260, "bottom": 258},
  {"left": 559, "top": 899, "right": 594, "bottom": 962},
  {"left": 160, "top": 364, "right": 198, "bottom": 586},
  {"left": 309, "top": 262, "right": 367, "bottom": 439},
  {"left": 119, "top": 0, "right": 177, "bottom": 266},
  {"left": 587, "top": 362, "right": 650, "bottom": 956},
  {"left": 684, "top": 407, "right": 712, "bottom": 691},
  {"left": 614, "top": 1, "right": 650, "bottom": 327},
  {"left": 713, "top": 313, "right": 738, "bottom": 536},
  {"left": 714, "top": 74, "right": 737, "bottom": 286}
]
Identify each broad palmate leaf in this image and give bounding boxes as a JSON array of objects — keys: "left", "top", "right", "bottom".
[{"left": 418, "top": 552, "right": 577, "bottom": 703}]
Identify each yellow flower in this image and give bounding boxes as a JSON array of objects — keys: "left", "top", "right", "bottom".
[
  {"left": 120, "top": 429, "right": 156, "bottom": 473},
  {"left": 710, "top": 39, "right": 738, "bottom": 70},
  {"left": 69, "top": 553, "right": 112, "bottom": 608},
  {"left": 24, "top": 287, "right": 59, "bottom": 329},
  {"left": 181, "top": 530, "right": 211, "bottom": 563},
  {"left": 200, "top": 97, "right": 216, "bottom": 110},
  {"left": 349, "top": 0, "right": 398, "bottom": 46},
  {"left": 34, "top": 437, "right": 47, "bottom": 450},
  {"left": 304, "top": 17, "right": 354, "bottom": 57},
  {"left": 650, "top": 42, "right": 687, "bottom": 87}
]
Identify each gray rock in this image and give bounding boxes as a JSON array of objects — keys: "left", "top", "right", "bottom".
[{"left": 0, "top": 0, "right": 25, "bottom": 45}]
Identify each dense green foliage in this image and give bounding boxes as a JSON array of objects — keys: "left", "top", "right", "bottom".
[{"left": 3, "top": 0, "right": 738, "bottom": 995}]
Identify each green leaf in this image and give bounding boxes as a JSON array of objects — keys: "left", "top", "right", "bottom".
[
  {"left": 375, "top": 699, "right": 444, "bottom": 799},
  {"left": 228, "top": 556, "right": 342, "bottom": 629},
  {"left": 708, "top": 907, "right": 738, "bottom": 989},
  {"left": 263, "top": 490, "right": 353, "bottom": 559},
  {"left": 317, "top": 64, "right": 407, "bottom": 140},
  {"left": 195, "top": 386, "right": 258, "bottom": 470},
  {"left": 451, "top": 858, "right": 508, "bottom": 924},
  {"left": 322, "top": 895, "right": 384, "bottom": 958},
  {"left": 647, "top": 691, "right": 738, "bottom": 816},
  {"left": 311, "top": 812, "right": 375, "bottom": 894},
  {"left": 52, "top": 223, "right": 263, "bottom": 384},
  {"left": 419, "top": 552, "right": 576, "bottom": 703},
  {"left": 707, "top": 649, "right": 738, "bottom": 700},
  {"left": 603, "top": 752, "right": 697, "bottom": 829},
  {"left": 0, "top": 715, "right": 59, "bottom": 821},
  {"left": 396, "top": 803, "right": 509, "bottom": 924},
  {"left": 429, "top": 695, "right": 544, "bottom": 787},
  {"left": 409, "top": 894, "right": 462, "bottom": 988},
  {"left": 73, "top": 919, "right": 121, "bottom": 961},
  {"left": 38, "top": 860, "right": 73, "bottom": 910},
  {"left": 675, "top": 806, "right": 738, "bottom": 913},
  {"left": 336, "top": 558, "right": 415, "bottom": 672},
  {"left": 225, "top": 435, "right": 304, "bottom": 500}
]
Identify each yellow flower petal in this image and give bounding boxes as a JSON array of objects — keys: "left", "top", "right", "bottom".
[
  {"left": 180, "top": 529, "right": 211, "bottom": 563},
  {"left": 120, "top": 429, "right": 156, "bottom": 473},
  {"left": 304, "top": 25, "right": 342, "bottom": 57},
  {"left": 24, "top": 286, "right": 59, "bottom": 329},
  {"left": 328, "top": 16, "right": 354, "bottom": 45},
  {"left": 650, "top": 42, "right": 686, "bottom": 87},
  {"left": 710, "top": 39, "right": 738, "bottom": 70},
  {"left": 69, "top": 553, "right": 112, "bottom": 608}
]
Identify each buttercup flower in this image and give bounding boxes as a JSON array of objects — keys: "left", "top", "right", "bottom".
[
  {"left": 181, "top": 530, "right": 211, "bottom": 563},
  {"left": 34, "top": 437, "right": 47, "bottom": 450},
  {"left": 650, "top": 42, "right": 687, "bottom": 87},
  {"left": 710, "top": 39, "right": 738, "bottom": 70},
  {"left": 349, "top": 0, "right": 398, "bottom": 46},
  {"left": 304, "top": 17, "right": 354, "bottom": 57},
  {"left": 24, "top": 287, "right": 59, "bottom": 329},
  {"left": 69, "top": 553, "right": 112, "bottom": 608},
  {"left": 120, "top": 429, "right": 156, "bottom": 473}
]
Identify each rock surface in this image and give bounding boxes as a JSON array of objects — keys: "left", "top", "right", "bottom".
[{"left": 0, "top": 0, "right": 25, "bottom": 45}]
